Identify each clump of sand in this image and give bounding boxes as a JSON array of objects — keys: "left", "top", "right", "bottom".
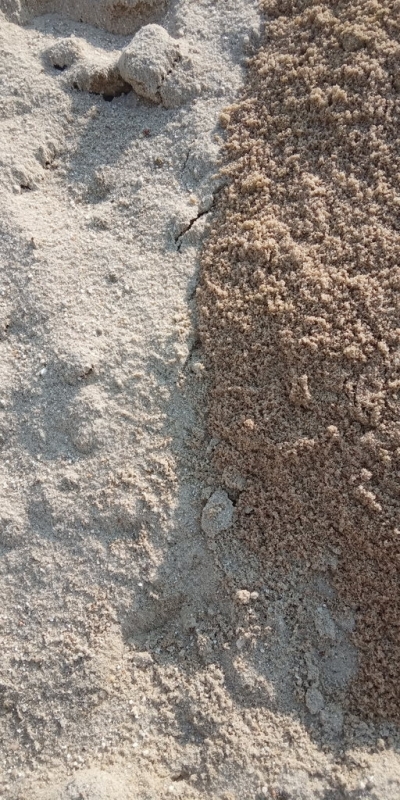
[{"left": 199, "top": 0, "right": 400, "bottom": 721}]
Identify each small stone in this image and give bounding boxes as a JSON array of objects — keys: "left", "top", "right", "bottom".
[
  {"left": 341, "top": 25, "right": 368, "bottom": 52},
  {"left": 376, "top": 737, "right": 385, "bottom": 751},
  {"left": 305, "top": 685, "right": 325, "bottom": 715},
  {"left": 236, "top": 589, "right": 251, "bottom": 605},
  {"left": 191, "top": 360, "right": 205, "bottom": 377},
  {"left": 201, "top": 488, "right": 234, "bottom": 536}
]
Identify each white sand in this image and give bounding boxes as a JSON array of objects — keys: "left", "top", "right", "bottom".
[{"left": 1, "top": 2, "right": 400, "bottom": 798}]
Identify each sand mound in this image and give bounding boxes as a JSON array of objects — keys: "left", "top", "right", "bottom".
[
  {"left": 199, "top": 0, "right": 400, "bottom": 721},
  {"left": 0, "top": 0, "right": 165, "bottom": 34}
]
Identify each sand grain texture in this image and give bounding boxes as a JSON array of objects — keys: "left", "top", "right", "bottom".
[
  {"left": 2, "top": 0, "right": 400, "bottom": 797},
  {"left": 199, "top": 0, "right": 400, "bottom": 722}
]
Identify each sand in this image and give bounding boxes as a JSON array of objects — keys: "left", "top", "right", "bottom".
[
  {"left": 199, "top": 0, "right": 400, "bottom": 724},
  {"left": 1, "top": 0, "right": 400, "bottom": 798}
]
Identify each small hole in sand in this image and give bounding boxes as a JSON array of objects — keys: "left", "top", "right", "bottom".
[
  {"left": 102, "top": 94, "right": 115, "bottom": 102},
  {"left": 53, "top": 64, "right": 67, "bottom": 72}
]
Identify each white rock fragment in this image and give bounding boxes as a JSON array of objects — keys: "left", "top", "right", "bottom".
[
  {"left": 305, "top": 685, "right": 325, "bottom": 715},
  {"left": 199, "top": 192, "right": 214, "bottom": 213},
  {"left": 201, "top": 488, "right": 234, "bottom": 536},
  {"left": 190, "top": 359, "right": 205, "bottom": 377},
  {"left": 118, "top": 24, "right": 181, "bottom": 103},
  {"left": 235, "top": 589, "right": 251, "bottom": 605}
]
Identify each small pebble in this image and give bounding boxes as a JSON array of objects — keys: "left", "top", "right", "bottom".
[{"left": 236, "top": 589, "right": 251, "bottom": 605}]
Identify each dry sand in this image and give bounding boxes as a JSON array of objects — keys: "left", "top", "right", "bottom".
[
  {"left": 199, "top": 0, "right": 400, "bottom": 731},
  {"left": 1, "top": 0, "right": 400, "bottom": 798}
]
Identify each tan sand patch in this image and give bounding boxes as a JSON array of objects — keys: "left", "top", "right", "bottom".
[{"left": 199, "top": 0, "right": 400, "bottom": 721}]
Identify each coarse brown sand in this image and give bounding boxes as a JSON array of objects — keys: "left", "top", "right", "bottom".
[{"left": 199, "top": 0, "right": 400, "bottom": 722}]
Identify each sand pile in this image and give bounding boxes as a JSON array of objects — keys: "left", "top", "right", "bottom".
[
  {"left": 2, "top": 0, "right": 165, "bottom": 34},
  {"left": 199, "top": 0, "right": 400, "bottom": 721}
]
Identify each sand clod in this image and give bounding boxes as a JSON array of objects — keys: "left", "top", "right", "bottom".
[{"left": 119, "top": 24, "right": 181, "bottom": 103}]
